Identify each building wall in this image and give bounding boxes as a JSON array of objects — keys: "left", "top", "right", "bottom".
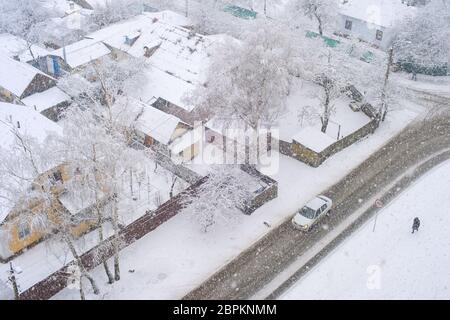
[
  {"left": 21, "top": 74, "right": 56, "bottom": 99},
  {"left": 0, "top": 86, "right": 21, "bottom": 103},
  {"left": 171, "top": 123, "right": 190, "bottom": 142},
  {"left": 180, "top": 141, "right": 200, "bottom": 162},
  {"left": 0, "top": 164, "right": 96, "bottom": 261},
  {"left": 30, "top": 56, "right": 71, "bottom": 78},
  {"left": 277, "top": 119, "right": 379, "bottom": 168},
  {"left": 5, "top": 219, "right": 45, "bottom": 257},
  {"left": 338, "top": 15, "right": 392, "bottom": 50}
]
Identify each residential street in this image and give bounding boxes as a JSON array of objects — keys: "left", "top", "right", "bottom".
[
  {"left": 184, "top": 111, "right": 450, "bottom": 300},
  {"left": 2, "top": 0, "right": 450, "bottom": 302}
]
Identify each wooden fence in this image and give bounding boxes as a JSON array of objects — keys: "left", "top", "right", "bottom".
[{"left": 18, "top": 177, "right": 208, "bottom": 300}]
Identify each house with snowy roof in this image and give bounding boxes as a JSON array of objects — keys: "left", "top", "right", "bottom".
[
  {"left": 338, "top": 0, "right": 416, "bottom": 50},
  {"left": 133, "top": 100, "right": 201, "bottom": 162},
  {"left": 49, "top": 38, "right": 112, "bottom": 74},
  {"left": 0, "top": 102, "right": 101, "bottom": 261},
  {"left": 82, "top": 13, "right": 219, "bottom": 120},
  {"left": 0, "top": 102, "right": 64, "bottom": 260},
  {"left": 21, "top": 86, "right": 71, "bottom": 121},
  {"left": 0, "top": 54, "right": 56, "bottom": 103},
  {"left": 0, "top": 52, "right": 71, "bottom": 120}
]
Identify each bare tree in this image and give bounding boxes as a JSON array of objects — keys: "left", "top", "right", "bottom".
[{"left": 288, "top": 0, "right": 339, "bottom": 36}]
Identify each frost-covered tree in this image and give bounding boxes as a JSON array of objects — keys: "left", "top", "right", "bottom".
[
  {"left": 288, "top": 0, "right": 339, "bottom": 36},
  {"left": 57, "top": 102, "right": 146, "bottom": 284},
  {"left": 300, "top": 37, "right": 383, "bottom": 132},
  {"left": 392, "top": 0, "right": 450, "bottom": 79},
  {"left": 182, "top": 166, "right": 253, "bottom": 232},
  {"left": 189, "top": 0, "right": 241, "bottom": 35},
  {"left": 0, "top": 0, "right": 57, "bottom": 57},
  {"left": 88, "top": 0, "right": 144, "bottom": 28},
  {"left": 58, "top": 56, "right": 148, "bottom": 282},
  {"left": 0, "top": 126, "right": 100, "bottom": 299},
  {"left": 0, "top": 0, "right": 53, "bottom": 41},
  {"left": 191, "top": 20, "right": 295, "bottom": 131}
]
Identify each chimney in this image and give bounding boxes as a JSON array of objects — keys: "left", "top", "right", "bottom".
[{"left": 63, "top": 45, "right": 67, "bottom": 62}]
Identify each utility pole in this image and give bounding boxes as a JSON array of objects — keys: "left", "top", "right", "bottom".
[
  {"left": 185, "top": 0, "right": 189, "bottom": 17},
  {"left": 379, "top": 47, "right": 394, "bottom": 123},
  {"left": 264, "top": 0, "right": 267, "bottom": 16}
]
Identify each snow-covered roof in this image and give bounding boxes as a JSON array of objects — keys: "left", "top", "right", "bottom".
[
  {"left": 0, "top": 102, "right": 62, "bottom": 151},
  {"left": 21, "top": 86, "right": 71, "bottom": 112},
  {"left": 40, "top": 0, "right": 83, "bottom": 16},
  {"left": 87, "top": 11, "right": 191, "bottom": 44},
  {"left": 292, "top": 126, "right": 336, "bottom": 153},
  {"left": 135, "top": 101, "right": 184, "bottom": 145},
  {"left": 0, "top": 53, "right": 53, "bottom": 97},
  {"left": 137, "top": 66, "right": 196, "bottom": 112},
  {"left": 87, "top": 13, "right": 208, "bottom": 78},
  {"left": 339, "top": 0, "right": 416, "bottom": 28},
  {"left": 52, "top": 39, "right": 111, "bottom": 68},
  {"left": 145, "top": 10, "right": 192, "bottom": 27},
  {"left": 0, "top": 102, "right": 62, "bottom": 224},
  {"left": 0, "top": 33, "right": 51, "bottom": 62},
  {"left": 84, "top": 13, "right": 222, "bottom": 110},
  {"left": 136, "top": 25, "right": 212, "bottom": 85},
  {"left": 58, "top": 188, "right": 105, "bottom": 216}
]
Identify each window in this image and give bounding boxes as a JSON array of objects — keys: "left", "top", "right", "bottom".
[
  {"left": 52, "top": 171, "right": 63, "bottom": 182},
  {"left": 315, "top": 210, "right": 321, "bottom": 218},
  {"left": 18, "top": 222, "right": 30, "bottom": 239},
  {"left": 345, "top": 20, "right": 353, "bottom": 30},
  {"left": 301, "top": 206, "right": 316, "bottom": 219},
  {"left": 376, "top": 30, "right": 383, "bottom": 41},
  {"left": 321, "top": 204, "right": 328, "bottom": 212}
]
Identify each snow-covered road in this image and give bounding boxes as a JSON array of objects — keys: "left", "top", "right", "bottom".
[{"left": 281, "top": 160, "right": 450, "bottom": 299}]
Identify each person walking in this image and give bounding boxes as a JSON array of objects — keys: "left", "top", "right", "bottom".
[{"left": 412, "top": 217, "right": 420, "bottom": 234}]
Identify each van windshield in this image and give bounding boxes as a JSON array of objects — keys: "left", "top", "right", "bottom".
[{"left": 300, "top": 206, "right": 316, "bottom": 219}]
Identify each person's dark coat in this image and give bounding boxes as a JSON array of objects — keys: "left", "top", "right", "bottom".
[{"left": 412, "top": 217, "right": 420, "bottom": 233}]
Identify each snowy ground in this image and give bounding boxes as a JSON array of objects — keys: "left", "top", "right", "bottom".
[
  {"left": 52, "top": 101, "right": 422, "bottom": 300},
  {"left": 281, "top": 160, "right": 450, "bottom": 300},
  {"left": 0, "top": 156, "right": 188, "bottom": 295},
  {"left": 393, "top": 73, "right": 450, "bottom": 97},
  {"left": 280, "top": 79, "right": 371, "bottom": 143}
]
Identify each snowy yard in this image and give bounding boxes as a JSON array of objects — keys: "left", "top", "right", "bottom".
[
  {"left": 0, "top": 156, "right": 189, "bottom": 295},
  {"left": 52, "top": 102, "right": 421, "bottom": 300},
  {"left": 280, "top": 78, "right": 372, "bottom": 144},
  {"left": 281, "top": 160, "right": 450, "bottom": 300}
]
